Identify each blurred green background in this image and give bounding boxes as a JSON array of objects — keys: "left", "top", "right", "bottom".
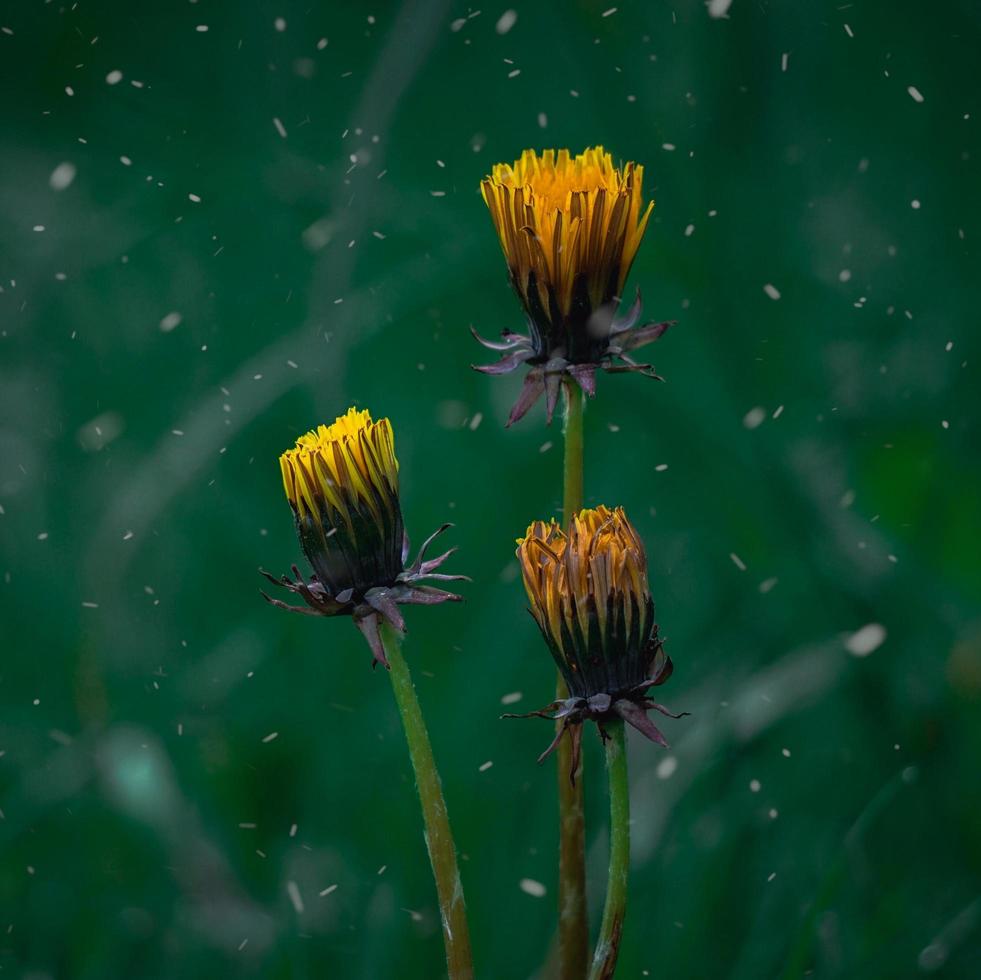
[{"left": 2, "top": 1, "right": 980, "bottom": 977}]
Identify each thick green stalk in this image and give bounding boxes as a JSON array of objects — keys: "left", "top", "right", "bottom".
[
  {"left": 588, "top": 721, "right": 630, "bottom": 980},
  {"left": 381, "top": 624, "right": 474, "bottom": 980},
  {"left": 557, "top": 378, "right": 589, "bottom": 979}
]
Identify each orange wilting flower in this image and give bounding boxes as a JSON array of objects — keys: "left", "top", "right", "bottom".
[
  {"left": 508, "top": 506, "right": 685, "bottom": 779},
  {"left": 476, "top": 147, "right": 673, "bottom": 424},
  {"left": 261, "top": 408, "right": 466, "bottom": 666}
]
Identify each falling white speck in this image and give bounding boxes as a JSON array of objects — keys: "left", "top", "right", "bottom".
[
  {"left": 781, "top": 52, "right": 789, "bottom": 72},
  {"left": 843, "top": 23, "right": 853, "bottom": 38},
  {"left": 838, "top": 269, "right": 852, "bottom": 282},
  {"left": 767, "top": 872, "right": 777, "bottom": 882},
  {"left": 772, "top": 405, "right": 784, "bottom": 419},
  {"left": 941, "top": 420, "right": 949, "bottom": 430},
  {"left": 274, "top": 17, "right": 287, "bottom": 32},
  {"left": 537, "top": 112, "right": 548, "bottom": 128},
  {"left": 602, "top": 7, "right": 618, "bottom": 17},
  {"left": 159, "top": 312, "right": 182, "bottom": 333},
  {"left": 743, "top": 406, "right": 766, "bottom": 429},
  {"left": 763, "top": 283, "right": 781, "bottom": 300},
  {"left": 50, "top": 162, "right": 77, "bottom": 190},
  {"left": 38, "top": 532, "right": 49, "bottom": 541},
  {"left": 501, "top": 691, "right": 522, "bottom": 705},
  {"left": 662, "top": 143, "right": 676, "bottom": 151},
  {"left": 911, "top": 199, "right": 921, "bottom": 210},
  {"left": 262, "top": 731, "right": 279, "bottom": 743},
  {"left": 749, "top": 779, "right": 761, "bottom": 793},
  {"left": 273, "top": 117, "right": 287, "bottom": 138},
  {"left": 846, "top": 623, "right": 886, "bottom": 657},
  {"left": 478, "top": 760, "right": 493, "bottom": 772},
  {"left": 707, "top": 0, "right": 733, "bottom": 19},
  {"left": 188, "top": 193, "right": 202, "bottom": 203},
  {"left": 286, "top": 880, "right": 304, "bottom": 914},
  {"left": 196, "top": 25, "right": 209, "bottom": 33},
  {"left": 519, "top": 878, "right": 547, "bottom": 897},
  {"left": 656, "top": 756, "right": 677, "bottom": 779},
  {"left": 106, "top": 69, "right": 123, "bottom": 85},
  {"left": 907, "top": 85, "right": 924, "bottom": 103},
  {"left": 120, "top": 155, "right": 132, "bottom": 167},
  {"left": 33, "top": 225, "right": 45, "bottom": 232},
  {"left": 469, "top": 412, "right": 483, "bottom": 431},
  {"left": 781, "top": 748, "right": 791, "bottom": 758},
  {"left": 496, "top": 10, "right": 517, "bottom": 34},
  {"left": 730, "top": 553, "right": 747, "bottom": 571},
  {"left": 65, "top": 85, "right": 74, "bottom": 96},
  {"left": 319, "top": 884, "right": 338, "bottom": 897},
  {"left": 759, "top": 577, "right": 778, "bottom": 594},
  {"left": 684, "top": 223, "right": 695, "bottom": 237},
  {"left": 655, "top": 463, "right": 669, "bottom": 472}
]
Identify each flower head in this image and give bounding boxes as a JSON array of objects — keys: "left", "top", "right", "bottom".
[
  {"left": 476, "top": 147, "right": 674, "bottom": 424},
  {"left": 261, "top": 407, "right": 467, "bottom": 666},
  {"left": 508, "top": 506, "right": 685, "bottom": 779}
]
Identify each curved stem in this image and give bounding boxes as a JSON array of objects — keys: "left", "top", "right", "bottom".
[
  {"left": 557, "top": 378, "right": 589, "bottom": 979},
  {"left": 589, "top": 721, "right": 630, "bottom": 980},
  {"left": 381, "top": 623, "right": 474, "bottom": 980}
]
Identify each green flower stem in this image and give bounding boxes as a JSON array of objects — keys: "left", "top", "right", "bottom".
[
  {"left": 381, "top": 623, "right": 474, "bottom": 980},
  {"left": 562, "top": 378, "right": 585, "bottom": 519},
  {"left": 557, "top": 378, "right": 589, "bottom": 980},
  {"left": 589, "top": 720, "right": 630, "bottom": 980}
]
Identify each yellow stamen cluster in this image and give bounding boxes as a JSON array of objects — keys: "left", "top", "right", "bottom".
[
  {"left": 280, "top": 407, "right": 399, "bottom": 532},
  {"left": 481, "top": 147, "right": 653, "bottom": 317},
  {"left": 517, "top": 506, "right": 649, "bottom": 659}
]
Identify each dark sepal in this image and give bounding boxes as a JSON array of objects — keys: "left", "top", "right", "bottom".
[
  {"left": 354, "top": 612, "right": 390, "bottom": 669},
  {"left": 401, "top": 523, "right": 471, "bottom": 583},
  {"left": 505, "top": 684, "right": 686, "bottom": 782},
  {"left": 469, "top": 324, "right": 530, "bottom": 351},
  {"left": 612, "top": 698, "right": 669, "bottom": 747},
  {"left": 472, "top": 348, "right": 536, "bottom": 376},
  {"left": 396, "top": 584, "right": 465, "bottom": 605},
  {"left": 258, "top": 565, "right": 353, "bottom": 616},
  {"left": 628, "top": 650, "right": 674, "bottom": 692},
  {"left": 611, "top": 288, "right": 644, "bottom": 333},
  {"left": 613, "top": 319, "right": 674, "bottom": 351},
  {"left": 567, "top": 362, "right": 597, "bottom": 398},
  {"left": 542, "top": 360, "right": 566, "bottom": 424},
  {"left": 363, "top": 586, "right": 406, "bottom": 632},
  {"left": 602, "top": 356, "right": 663, "bottom": 380},
  {"left": 506, "top": 368, "right": 547, "bottom": 426}
]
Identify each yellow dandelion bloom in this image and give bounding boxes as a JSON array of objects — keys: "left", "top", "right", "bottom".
[
  {"left": 482, "top": 147, "right": 652, "bottom": 322},
  {"left": 261, "top": 408, "right": 465, "bottom": 666},
  {"left": 510, "top": 506, "right": 682, "bottom": 763},
  {"left": 475, "top": 148, "right": 674, "bottom": 424}
]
